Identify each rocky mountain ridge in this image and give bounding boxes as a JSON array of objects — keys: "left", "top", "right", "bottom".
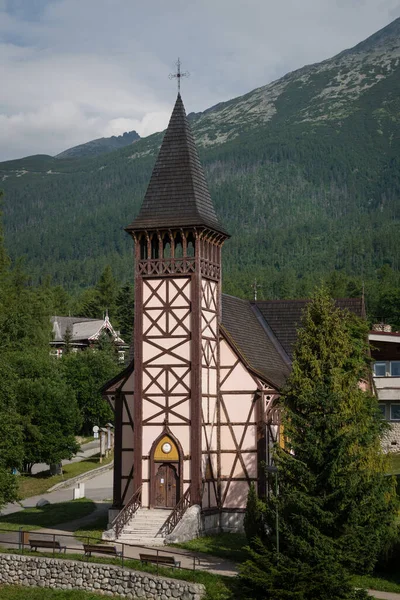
[{"left": 56, "top": 130, "right": 140, "bottom": 159}]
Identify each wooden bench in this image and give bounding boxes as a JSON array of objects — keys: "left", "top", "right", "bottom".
[
  {"left": 139, "top": 553, "right": 181, "bottom": 568},
  {"left": 83, "top": 543, "right": 122, "bottom": 558},
  {"left": 29, "top": 539, "right": 66, "bottom": 553}
]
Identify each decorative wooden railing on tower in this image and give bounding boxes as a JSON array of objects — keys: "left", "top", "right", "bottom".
[
  {"left": 112, "top": 486, "right": 142, "bottom": 538},
  {"left": 157, "top": 486, "right": 191, "bottom": 537}
]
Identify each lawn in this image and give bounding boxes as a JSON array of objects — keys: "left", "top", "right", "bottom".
[
  {"left": 0, "top": 499, "right": 96, "bottom": 531},
  {"left": 0, "top": 586, "right": 124, "bottom": 600},
  {"left": 353, "top": 574, "right": 400, "bottom": 594},
  {"left": 169, "top": 532, "right": 248, "bottom": 563},
  {"left": 75, "top": 513, "right": 109, "bottom": 543},
  {"left": 18, "top": 453, "right": 113, "bottom": 499}
]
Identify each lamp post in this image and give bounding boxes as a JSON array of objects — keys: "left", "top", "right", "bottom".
[{"left": 266, "top": 464, "right": 279, "bottom": 561}]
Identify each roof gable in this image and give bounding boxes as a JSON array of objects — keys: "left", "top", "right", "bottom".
[
  {"left": 221, "top": 294, "right": 290, "bottom": 388},
  {"left": 126, "top": 94, "right": 227, "bottom": 235},
  {"left": 51, "top": 315, "right": 126, "bottom": 345}
]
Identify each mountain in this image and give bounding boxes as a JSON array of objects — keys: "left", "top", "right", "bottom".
[
  {"left": 0, "top": 18, "right": 399, "bottom": 303},
  {"left": 56, "top": 130, "right": 140, "bottom": 159}
]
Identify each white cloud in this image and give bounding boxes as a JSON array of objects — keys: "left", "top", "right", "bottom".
[{"left": 0, "top": 0, "right": 399, "bottom": 160}]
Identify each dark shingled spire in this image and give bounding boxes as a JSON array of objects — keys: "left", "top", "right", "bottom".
[{"left": 126, "top": 94, "right": 228, "bottom": 235}]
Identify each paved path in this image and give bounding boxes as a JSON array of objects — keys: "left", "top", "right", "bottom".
[
  {"left": 31, "top": 440, "right": 100, "bottom": 475},
  {"left": 369, "top": 591, "right": 400, "bottom": 599},
  {"left": 1, "top": 468, "right": 113, "bottom": 516}
]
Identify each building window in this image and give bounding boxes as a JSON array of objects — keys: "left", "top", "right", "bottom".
[
  {"left": 391, "top": 361, "right": 400, "bottom": 377},
  {"left": 378, "top": 404, "right": 386, "bottom": 419},
  {"left": 374, "top": 362, "right": 386, "bottom": 377},
  {"left": 390, "top": 405, "right": 400, "bottom": 421}
]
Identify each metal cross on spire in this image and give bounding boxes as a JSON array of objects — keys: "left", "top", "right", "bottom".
[{"left": 169, "top": 58, "right": 190, "bottom": 93}]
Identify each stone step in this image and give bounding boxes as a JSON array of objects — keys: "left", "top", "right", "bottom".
[
  {"left": 119, "top": 531, "right": 164, "bottom": 537},
  {"left": 116, "top": 508, "right": 171, "bottom": 544},
  {"left": 132, "top": 516, "right": 168, "bottom": 520},
  {"left": 132, "top": 515, "right": 169, "bottom": 520}
]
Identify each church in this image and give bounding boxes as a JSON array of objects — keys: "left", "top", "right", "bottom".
[{"left": 102, "top": 93, "right": 364, "bottom": 542}]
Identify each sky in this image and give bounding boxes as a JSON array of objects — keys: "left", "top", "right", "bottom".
[{"left": 1, "top": 0, "right": 400, "bottom": 162}]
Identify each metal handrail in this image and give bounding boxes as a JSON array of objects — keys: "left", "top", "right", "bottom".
[
  {"left": 111, "top": 485, "right": 142, "bottom": 538},
  {"left": 158, "top": 486, "right": 191, "bottom": 537}
]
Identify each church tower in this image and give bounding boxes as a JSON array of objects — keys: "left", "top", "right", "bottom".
[{"left": 107, "top": 93, "right": 229, "bottom": 516}]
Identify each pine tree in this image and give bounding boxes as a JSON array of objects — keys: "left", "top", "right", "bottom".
[
  {"left": 64, "top": 325, "right": 73, "bottom": 354},
  {"left": 240, "top": 288, "right": 397, "bottom": 600},
  {"left": 96, "top": 265, "right": 118, "bottom": 316},
  {"left": 115, "top": 283, "right": 134, "bottom": 342}
]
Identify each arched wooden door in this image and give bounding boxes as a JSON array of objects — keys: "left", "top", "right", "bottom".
[{"left": 155, "top": 463, "right": 178, "bottom": 508}]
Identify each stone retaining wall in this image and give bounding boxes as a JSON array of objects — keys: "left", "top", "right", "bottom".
[
  {"left": 0, "top": 553, "right": 205, "bottom": 600},
  {"left": 47, "top": 461, "right": 114, "bottom": 492}
]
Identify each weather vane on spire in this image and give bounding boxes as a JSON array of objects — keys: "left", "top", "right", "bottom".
[{"left": 169, "top": 58, "right": 190, "bottom": 93}]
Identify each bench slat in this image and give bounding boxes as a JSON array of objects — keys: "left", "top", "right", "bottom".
[
  {"left": 139, "top": 554, "right": 180, "bottom": 567},
  {"left": 29, "top": 540, "right": 65, "bottom": 552},
  {"left": 83, "top": 544, "right": 121, "bottom": 557}
]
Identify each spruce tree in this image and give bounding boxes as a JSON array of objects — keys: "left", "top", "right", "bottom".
[
  {"left": 244, "top": 483, "right": 266, "bottom": 547},
  {"left": 240, "top": 288, "right": 397, "bottom": 600}
]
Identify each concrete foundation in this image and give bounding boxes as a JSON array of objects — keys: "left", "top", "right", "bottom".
[{"left": 201, "top": 510, "right": 244, "bottom": 535}]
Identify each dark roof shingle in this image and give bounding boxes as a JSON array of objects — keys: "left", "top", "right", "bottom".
[
  {"left": 126, "top": 94, "right": 228, "bottom": 235},
  {"left": 254, "top": 298, "right": 365, "bottom": 359}
]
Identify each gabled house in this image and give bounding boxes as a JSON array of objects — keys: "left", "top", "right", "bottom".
[{"left": 50, "top": 314, "right": 128, "bottom": 361}]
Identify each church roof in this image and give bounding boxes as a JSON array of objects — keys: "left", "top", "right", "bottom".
[
  {"left": 126, "top": 94, "right": 228, "bottom": 235},
  {"left": 254, "top": 298, "right": 365, "bottom": 359},
  {"left": 221, "top": 296, "right": 365, "bottom": 387}
]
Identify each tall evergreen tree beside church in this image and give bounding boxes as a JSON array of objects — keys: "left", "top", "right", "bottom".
[{"left": 240, "top": 289, "right": 397, "bottom": 600}]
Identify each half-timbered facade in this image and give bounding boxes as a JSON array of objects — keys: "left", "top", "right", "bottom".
[{"left": 102, "top": 94, "right": 364, "bottom": 538}]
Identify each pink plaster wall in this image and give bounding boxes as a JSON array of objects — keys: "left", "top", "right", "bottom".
[{"left": 221, "top": 393, "right": 254, "bottom": 422}]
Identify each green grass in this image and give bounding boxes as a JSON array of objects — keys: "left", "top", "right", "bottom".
[
  {"left": 74, "top": 514, "right": 109, "bottom": 543},
  {"left": 18, "top": 453, "right": 113, "bottom": 499},
  {"left": 0, "top": 499, "right": 96, "bottom": 531},
  {"left": 0, "top": 586, "right": 124, "bottom": 600},
  {"left": 169, "top": 532, "right": 248, "bottom": 563},
  {"left": 353, "top": 574, "right": 400, "bottom": 594},
  {"left": 0, "top": 548, "right": 238, "bottom": 600}
]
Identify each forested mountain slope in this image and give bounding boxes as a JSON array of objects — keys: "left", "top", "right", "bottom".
[{"left": 0, "top": 18, "right": 399, "bottom": 304}]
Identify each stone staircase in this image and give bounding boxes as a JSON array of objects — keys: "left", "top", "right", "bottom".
[{"left": 116, "top": 508, "right": 171, "bottom": 546}]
